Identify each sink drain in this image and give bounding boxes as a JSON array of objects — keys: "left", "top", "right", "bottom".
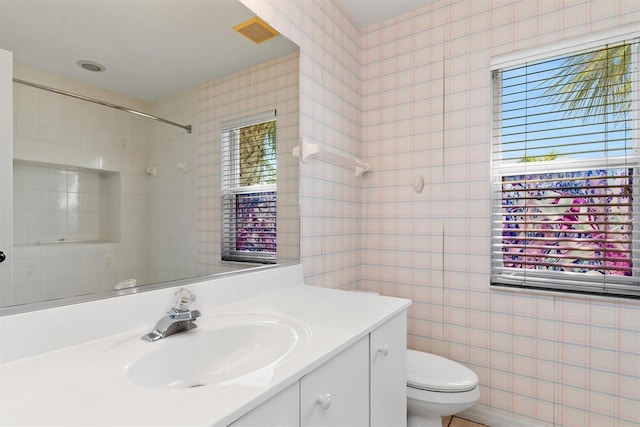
[{"left": 188, "top": 383, "right": 205, "bottom": 389}]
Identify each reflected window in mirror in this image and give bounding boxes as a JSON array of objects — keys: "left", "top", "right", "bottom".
[{"left": 221, "top": 111, "right": 277, "bottom": 264}]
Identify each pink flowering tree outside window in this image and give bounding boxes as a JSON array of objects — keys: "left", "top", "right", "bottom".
[
  {"left": 234, "top": 191, "right": 277, "bottom": 254},
  {"left": 501, "top": 169, "right": 632, "bottom": 276}
]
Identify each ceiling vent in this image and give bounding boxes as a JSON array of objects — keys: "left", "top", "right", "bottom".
[{"left": 233, "top": 16, "right": 279, "bottom": 44}]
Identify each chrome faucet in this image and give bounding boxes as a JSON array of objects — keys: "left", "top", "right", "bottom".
[{"left": 141, "top": 288, "right": 202, "bottom": 342}]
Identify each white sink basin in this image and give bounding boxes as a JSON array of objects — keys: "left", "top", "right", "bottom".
[{"left": 81, "top": 313, "right": 310, "bottom": 391}]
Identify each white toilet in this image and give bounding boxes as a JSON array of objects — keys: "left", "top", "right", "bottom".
[
  {"left": 406, "top": 349, "right": 480, "bottom": 427},
  {"left": 347, "top": 290, "right": 479, "bottom": 426}
]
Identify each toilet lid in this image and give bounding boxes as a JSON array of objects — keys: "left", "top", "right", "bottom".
[{"left": 406, "top": 349, "right": 478, "bottom": 392}]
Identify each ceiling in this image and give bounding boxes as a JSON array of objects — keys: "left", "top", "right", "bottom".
[
  {"left": 0, "top": 0, "right": 431, "bottom": 102},
  {"left": 0, "top": 0, "right": 298, "bottom": 102},
  {"left": 339, "top": 0, "right": 436, "bottom": 27}
]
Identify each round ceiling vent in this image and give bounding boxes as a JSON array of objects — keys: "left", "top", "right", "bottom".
[{"left": 76, "top": 60, "right": 106, "bottom": 72}]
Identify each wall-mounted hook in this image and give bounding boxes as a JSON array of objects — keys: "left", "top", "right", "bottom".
[{"left": 414, "top": 175, "right": 424, "bottom": 193}]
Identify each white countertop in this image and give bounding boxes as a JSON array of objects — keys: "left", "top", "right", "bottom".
[{"left": 0, "top": 285, "right": 410, "bottom": 426}]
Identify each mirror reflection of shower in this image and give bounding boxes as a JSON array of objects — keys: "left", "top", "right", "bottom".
[
  {"left": 10, "top": 46, "right": 300, "bottom": 306},
  {"left": 12, "top": 67, "right": 201, "bottom": 303},
  {"left": 2, "top": 0, "right": 300, "bottom": 310}
]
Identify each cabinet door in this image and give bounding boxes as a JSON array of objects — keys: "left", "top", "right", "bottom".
[
  {"left": 300, "top": 336, "right": 369, "bottom": 426},
  {"left": 370, "top": 310, "right": 408, "bottom": 427},
  {"left": 229, "top": 381, "right": 299, "bottom": 427}
]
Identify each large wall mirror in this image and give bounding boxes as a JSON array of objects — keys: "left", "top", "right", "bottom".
[{"left": 0, "top": 0, "right": 300, "bottom": 313}]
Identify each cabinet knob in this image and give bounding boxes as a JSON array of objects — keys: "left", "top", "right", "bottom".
[
  {"left": 0, "top": 251, "right": 5, "bottom": 263},
  {"left": 316, "top": 393, "right": 332, "bottom": 410},
  {"left": 377, "top": 344, "right": 390, "bottom": 356}
]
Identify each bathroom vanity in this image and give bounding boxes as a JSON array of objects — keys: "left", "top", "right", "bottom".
[
  {"left": 232, "top": 310, "right": 407, "bottom": 427},
  {"left": 0, "top": 264, "right": 410, "bottom": 426}
]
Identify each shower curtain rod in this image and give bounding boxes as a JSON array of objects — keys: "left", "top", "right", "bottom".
[{"left": 13, "top": 78, "right": 192, "bottom": 134}]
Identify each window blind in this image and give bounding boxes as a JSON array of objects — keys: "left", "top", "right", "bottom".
[
  {"left": 221, "top": 111, "right": 277, "bottom": 264},
  {"left": 490, "top": 38, "right": 639, "bottom": 298}
]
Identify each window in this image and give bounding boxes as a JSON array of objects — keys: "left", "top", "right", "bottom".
[
  {"left": 491, "top": 33, "right": 639, "bottom": 298},
  {"left": 221, "top": 111, "right": 277, "bottom": 264}
]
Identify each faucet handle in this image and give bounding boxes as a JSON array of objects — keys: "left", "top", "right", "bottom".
[{"left": 174, "top": 288, "right": 196, "bottom": 311}]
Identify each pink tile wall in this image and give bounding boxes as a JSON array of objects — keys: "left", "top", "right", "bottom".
[
  {"left": 362, "top": 0, "right": 639, "bottom": 426},
  {"left": 239, "top": 0, "right": 638, "bottom": 425},
  {"left": 240, "top": 0, "right": 365, "bottom": 289}
]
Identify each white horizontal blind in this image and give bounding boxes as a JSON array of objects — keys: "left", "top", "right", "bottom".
[
  {"left": 221, "top": 111, "right": 277, "bottom": 263},
  {"left": 491, "top": 38, "right": 640, "bottom": 298}
]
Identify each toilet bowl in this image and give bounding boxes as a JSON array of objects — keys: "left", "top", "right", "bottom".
[{"left": 406, "top": 349, "right": 480, "bottom": 427}]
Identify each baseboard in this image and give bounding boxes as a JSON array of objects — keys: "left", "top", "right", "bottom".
[{"left": 457, "top": 404, "right": 549, "bottom": 427}]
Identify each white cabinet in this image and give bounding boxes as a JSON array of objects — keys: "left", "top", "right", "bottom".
[
  {"left": 228, "top": 309, "right": 408, "bottom": 427},
  {"left": 370, "top": 312, "right": 407, "bottom": 427},
  {"left": 300, "top": 336, "right": 369, "bottom": 426},
  {"left": 230, "top": 382, "right": 299, "bottom": 427}
]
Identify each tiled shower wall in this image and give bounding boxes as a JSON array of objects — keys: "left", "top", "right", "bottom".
[
  {"left": 12, "top": 63, "right": 151, "bottom": 303},
  {"left": 243, "top": 0, "right": 639, "bottom": 426},
  {"left": 147, "top": 88, "right": 198, "bottom": 283}
]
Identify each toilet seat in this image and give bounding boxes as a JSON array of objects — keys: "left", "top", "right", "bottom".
[{"left": 407, "top": 349, "right": 478, "bottom": 392}]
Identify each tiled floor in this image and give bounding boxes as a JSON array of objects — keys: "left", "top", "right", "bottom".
[{"left": 442, "top": 416, "right": 488, "bottom": 427}]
